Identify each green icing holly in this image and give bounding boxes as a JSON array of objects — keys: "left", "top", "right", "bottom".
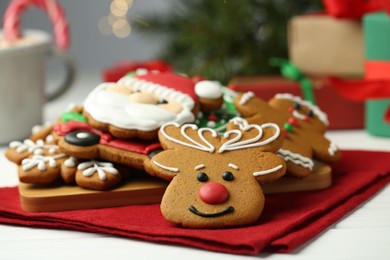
[
  {"left": 125, "top": 71, "right": 138, "bottom": 77},
  {"left": 61, "top": 111, "right": 87, "bottom": 123}
]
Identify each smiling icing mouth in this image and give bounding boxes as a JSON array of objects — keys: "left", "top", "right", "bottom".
[{"left": 188, "top": 205, "right": 234, "bottom": 218}]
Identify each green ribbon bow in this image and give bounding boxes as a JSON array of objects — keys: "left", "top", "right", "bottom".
[{"left": 269, "top": 58, "right": 316, "bottom": 105}]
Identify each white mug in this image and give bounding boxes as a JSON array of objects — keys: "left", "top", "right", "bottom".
[{"left": 0, "top": 29, "right": 75, "bottom": 144}]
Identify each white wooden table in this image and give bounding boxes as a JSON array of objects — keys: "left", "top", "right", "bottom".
[{"left": 1, "top": 73, "right": 389, "bottom": 259}]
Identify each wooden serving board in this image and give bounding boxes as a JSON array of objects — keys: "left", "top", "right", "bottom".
[
  {"left": 262, "top": 161, "right": 332, "bottom": 194},
  {"left": 19, "top": 162, "right": 331, "bottom": 212},
  {"left": 19, "top": 176, "right": 169, "bottom": 212}
]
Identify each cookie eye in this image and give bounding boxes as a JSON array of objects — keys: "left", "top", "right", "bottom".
[
  {"left": 306, "top": 110, "right": 314, "bottom": 118},
  {"left": 157, "top": 98, "right": 168, "bottom": 104},
  {"left": 197, "top": 172, "right": 209, "bottom": 182},
  {"left": 293, "top": 103, "right": 301, "bottom": 110},
  {"left": 64, "top": 130, "right": 100, "bottom": 146},
  {"left": 131, "top": 89, "right": 141, "bottom": 94},
  {"left": 222, "top": 171, "right": 234, "bottom": 181}
]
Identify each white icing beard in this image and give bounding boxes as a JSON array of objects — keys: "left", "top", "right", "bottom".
[{"left": 84, "top": 84, "right": 195, "bottom": 131}]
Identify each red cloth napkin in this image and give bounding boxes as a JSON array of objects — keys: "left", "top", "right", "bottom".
[{"left": 1, "top": 150, "right": 389, "bottom": 255}]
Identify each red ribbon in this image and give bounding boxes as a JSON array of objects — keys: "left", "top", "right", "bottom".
[
  {"left": 323, "top": 0, "right": 390, "bottom": 19},
  {"left": 328, "top": 60, "right": 390, "bottom": 124},
  {"left": 328, "top": 60, "right": 390, "bottom": 101},
  {"left": 328, "top": 77, "right": 390, "bottom": 101},
  {"left": 386, "top": 107, "right": 390, "bottom": 123}
]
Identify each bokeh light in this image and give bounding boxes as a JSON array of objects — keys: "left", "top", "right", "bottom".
[{"left": 98, "top": 0, "right": 134, "bottom": 38}]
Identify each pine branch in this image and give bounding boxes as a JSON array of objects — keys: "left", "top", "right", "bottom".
[{"left": 133, "top": 0, "right": 322, "bottom": 84}]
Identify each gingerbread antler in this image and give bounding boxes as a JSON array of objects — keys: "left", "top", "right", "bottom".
[{"left": 159, "top": 121, "right": 281, "bottom": 155}]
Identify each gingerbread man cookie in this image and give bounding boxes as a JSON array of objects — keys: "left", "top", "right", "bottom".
[
  {"left": 144, "top": 121, "right": 286, "bottom": 228},
  {"left": 232, "top": 92, "right": 341, "bottom": 178}
]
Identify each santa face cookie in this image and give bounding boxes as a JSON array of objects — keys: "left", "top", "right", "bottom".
[
  {"left": 144, "top": 122, "right": 286, "bottom": 228},
  {"left": 232, "top": 92, "right": 341, "bottom": 178},
  {"left": 83, "top": 72, "right": 198, "bottom": 140}
]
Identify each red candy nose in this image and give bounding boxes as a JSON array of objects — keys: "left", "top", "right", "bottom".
[{"left": 199, "top": 182, "right": 229, "bottom": 205}]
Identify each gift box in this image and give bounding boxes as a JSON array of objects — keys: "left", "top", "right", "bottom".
[
  {"left": 228, "top": 76, "right": 364, "bottom": 130},
  {"left": 102, "top": 60, "right": 172, "bottom": 82},
  {"left": 288, "top": 14, "right": 364, "bottom": 77},
  {"left": 363, "top": 12, "right": 390, "bottom": 137}
]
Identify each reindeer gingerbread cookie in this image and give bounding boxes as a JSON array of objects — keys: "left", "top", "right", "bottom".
[
  {"left": 144, "top": 121, "right": 286, "bottom": 228},
  {"left": 231, "top": 92, "right": 341, "bottom": 178}
]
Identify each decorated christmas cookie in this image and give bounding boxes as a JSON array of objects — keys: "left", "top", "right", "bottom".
[
  {"left": 196, "top": 87, "right": 240, "bottom": 133},
  {"left": 83, "top": 71, "right": 199, "bottom": 140},
  {"left": 6, "top": 134, "right": 124, "bottom": 190},
  {"left": 231, "top": 92, "right": 341, "bottom": 178},
  {"left": 144, "top": 121, "right": 286, "bottom": 228},
  {"left": 195, "top": 80, "right": 224, "bottom": 111},
  {"left": 6, "top": 139, "right": 66, "bottom": 184},
  {"left": 54, "top": 120, "right": 162, "bottom": 170}
]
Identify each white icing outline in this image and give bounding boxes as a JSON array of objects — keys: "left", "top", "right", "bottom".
[
  {"left": 161, "top": 120, "right": 280, "bottom": 155},
  {"left": 228, "top": 163, "right": 239, "bottom": 170},
  {"left": 153, "top": 160, "right": 179, "bottom": 173},
  {"left": 292, "top": 110, "right": 306, "bottom": 120},
  {"left": 21, "top": 153, "right": 67, "bottom": 172},
  {"left": 239, "top": 91, "right": 254, "bottom": 105},
  {"left": 253, "top": 164, "right": 283, "bottom": 177},
  {"left": 84, "top": 82, "right": 195, "bottom": 132},
  {"left": 194, "top": 164, "right": 205, "bottom": 171},
  {"left": 77, "top": 160, "right": 119, "bottom": 181},
  {"left": 219, "top": 119, "right": 280, "bottom": 153},
  {"left": 274, "top": 93, "right": 329, "bottom": 126},
  {"left": 160, "top": 122, "right": 217, "bottom": 153},
  {"left": 9, "top": 139, "right": 59, "bottom": 155},
  {"left": 64, "top": 156, "right": 77, "bottom": 168},
  {"left": 277, "top": 149, "right": 314, "bottom": 170},
  {"left": 117, "top": 77, "right": 195, "bottom": 110},
  {"left": 328, "top": 142, "right": 338, "bottom": 156},
  {"left": 31, "top": 121, "right": 52, "bottom": 134}
]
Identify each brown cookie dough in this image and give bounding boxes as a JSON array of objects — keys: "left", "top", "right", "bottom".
[
  {"left": 144, "top": 122, "right": 286, "bottom": 228},
  {"left": 231, "top": 92, "right": 341, "bottom": 178}
]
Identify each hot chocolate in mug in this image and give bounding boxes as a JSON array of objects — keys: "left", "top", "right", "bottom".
[{"left": 0, "top": 29, "right": 75, "bottom": 144}]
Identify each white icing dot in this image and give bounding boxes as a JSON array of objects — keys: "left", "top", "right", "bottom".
[
  {"left": 38, "top": 161, "right": 47, "bottom": 171},
  {"left": 34, "top": 149, "right": 44, "bottom": 155},
  {"left": 31, "top": 125, "right": 41, "bottom": 134},
  {"left": 64, "top": 157, "right": 77, "bottom": 168},
  {"left": 46, "top": 135, "right": 54, "bottom": 143},
  {"left": 49, "top": 159, "right": 57, "bottom": 168},
  {"left": 76, "top": 132, "right": 90, "bottom": 139},
  {"left": 67, "top": 103, "right": 76, "bottom": 111},
  {"left": 195, "top": 81, "right": 223, "bottom": 99},
  {"left": 207, "top": 121, "right": 216, "bottom": 128}
]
